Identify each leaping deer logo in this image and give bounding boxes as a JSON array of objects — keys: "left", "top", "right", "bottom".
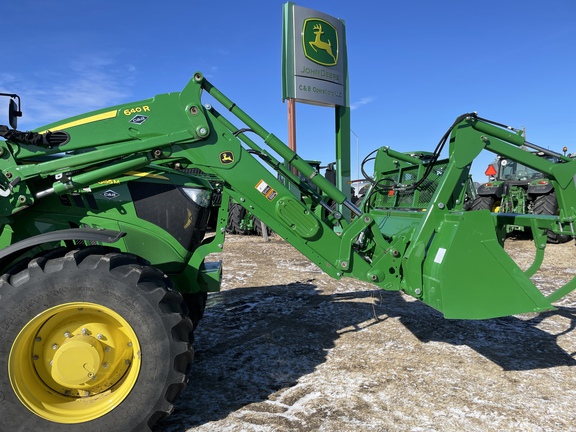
[
  {"left": 309, "top": 24, "right": 336, "bottom": 64},
  {"left": 219, "top": 151, "right": 234, "bottom": 164},
  {"left": 302, "top": 19, "right": 338, "bottom": 66}
]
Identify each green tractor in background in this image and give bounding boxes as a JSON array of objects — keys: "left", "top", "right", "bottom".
[
  {"left": 226, "top": 198, "right": 269, "bottom": 235},
  {"left": 470, "top": 150, "right": 571, "bottom": 243}
]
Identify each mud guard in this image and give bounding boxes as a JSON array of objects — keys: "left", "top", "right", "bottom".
[{"left": 0, "top": 228, "right": 125, "bottom": 261}]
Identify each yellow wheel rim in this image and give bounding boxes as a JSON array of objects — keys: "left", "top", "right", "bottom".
[
  {"left": 9, "top": 302, "right": 141, "bottom": 423},
  {"left": 493, "top": 200, "right": 501, "bottom": 213}
]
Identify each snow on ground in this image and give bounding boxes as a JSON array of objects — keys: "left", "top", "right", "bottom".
[{"left": 154, "top": 236, "right": 576, "bottom": 432}]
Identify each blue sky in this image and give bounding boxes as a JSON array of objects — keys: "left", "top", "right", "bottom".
[{"left": 2, "top": 1, "right": 575, "bottom": 182}]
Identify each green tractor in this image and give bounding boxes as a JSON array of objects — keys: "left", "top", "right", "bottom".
[
  {"left": 471, "top": 151, "right": 571, "bottom": 243},
  {"left": 226, "top": 198, "right": 270, "bottom": 235},
  {"left": 0, "top": 77, "right": 576, "bottom": 431}
]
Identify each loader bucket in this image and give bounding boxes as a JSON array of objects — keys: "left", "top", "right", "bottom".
[
  {"left": 421, "top": 209, "right": 555, "bottom": 319},
  {"left": 363, "top": 133, "right": 571, "bottom": 320}
]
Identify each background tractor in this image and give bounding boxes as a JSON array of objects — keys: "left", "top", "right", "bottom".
[{"left": 471, "top": 151, "right": 571, "bottom": 243}]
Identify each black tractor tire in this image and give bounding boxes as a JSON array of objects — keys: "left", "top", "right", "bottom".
[
  {"left": 253, "top": 215, "right": 272, "bottom": 237},
  {"left": 533, "top": 193, "right": 571, "bottom": 244},
  {"left": 470, "top": 195, "right": 497, "bottom": 212},
  {"left": 226, "top": 201, "right": 250, "bottom": 235},
  {"left": 182, "top": 291, "right": 208, "bottom": 332},
  {"left": 0, "top": 246, "right": 193, "bottom": 432}
]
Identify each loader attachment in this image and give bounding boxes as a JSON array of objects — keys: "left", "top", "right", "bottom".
[
  {"left": 421, "top": 210, "right": 555, "bottom": 319},
  {"left": 363, "top": 206, "right": 559, "bottom": 320},
  {"left": 358, "top": 114, "right": 576, "bottom": 319}
]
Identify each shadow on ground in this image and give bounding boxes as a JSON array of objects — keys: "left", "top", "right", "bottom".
[{"left": 154, "top": 282, "right": 576, "bottom": 431}]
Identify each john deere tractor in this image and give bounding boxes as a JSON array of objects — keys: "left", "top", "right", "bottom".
[
  {"left": 0, "top": 77, "right": 575, "bottom": 431},
  {"left": 471, "top": 151, "right": 571, "bottom": 243}
]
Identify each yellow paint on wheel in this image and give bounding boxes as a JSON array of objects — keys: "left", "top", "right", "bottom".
[
  {"left": 51, "top": 335, "right": 104, "bottom": 387},
  {"left": 493, "top": 200, "right": 501, "bottom": 213},
  {"left": 9, "top": 302, "right": 141, "bottom": 423}
]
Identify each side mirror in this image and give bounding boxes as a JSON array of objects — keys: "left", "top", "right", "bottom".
[
  {"left": 0, "top": 93, "right": 22, "bottom": 129},
  {"left": 9, "top": 98, "right": 21, "bottom": 129}
]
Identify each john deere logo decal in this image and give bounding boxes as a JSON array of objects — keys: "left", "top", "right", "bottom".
[
  {"left": 219, "top": 151, "right": 234, "bottom": 164},
  {"left": 302, "top": 18, "right": 338, "bottom": 66}
]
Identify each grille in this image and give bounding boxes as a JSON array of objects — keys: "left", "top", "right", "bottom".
[{"left": 376, "top": 161, "right": 448, "bottom": 209}]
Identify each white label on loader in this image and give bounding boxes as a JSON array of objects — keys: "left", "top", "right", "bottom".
[
  {"left": 434, "top": 247, "right": 446, "bottom": 264},
  {"left": 255, "top": 180, "right": 277, "bottom": 201}
]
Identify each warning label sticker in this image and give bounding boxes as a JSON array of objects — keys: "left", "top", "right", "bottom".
[
  {"left": 256, "top": 180, "right": 277, "bottom": 201},
  {"left": 434, "top": 247, "right": 447, "bottom": 264}
]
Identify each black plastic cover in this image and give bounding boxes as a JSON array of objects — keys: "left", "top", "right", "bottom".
[{"left": 129, "top": 182, "right": 209, "bottom": 251}]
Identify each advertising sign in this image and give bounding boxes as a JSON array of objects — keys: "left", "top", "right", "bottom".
[{"left": 282, "top": 3, "right": 347, "bottom": 107}]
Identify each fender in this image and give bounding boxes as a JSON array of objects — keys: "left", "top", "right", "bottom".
[
  {"left": 476, "top": 182, "right": 503, "bottom": 198},
  {"left": 0, "top": 228, "right": 125, "bottom": 261},
  {"left": 527, "top": 182, "right": 554, "bottom": 196}
]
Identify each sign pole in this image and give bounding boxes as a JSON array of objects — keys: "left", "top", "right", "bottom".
[
  {"left": 287, "top": 98, "right": 297, "bottom": 175},
  {"left": 282, "top": 2, "right": 350, "bottom": 216},
  {"left": 335, "top": 21, "right": 350, "bottom": 218},
  {"left": 336, "top": 105, "right": 351, "bottom": 216}
]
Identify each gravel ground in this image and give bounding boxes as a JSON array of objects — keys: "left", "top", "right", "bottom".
[{"left": 154, "top": 235, "right": 576, "bottom": 432}]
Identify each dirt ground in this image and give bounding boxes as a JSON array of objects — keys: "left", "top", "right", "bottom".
[{"left": 154, "top": 234, "right": 576, "bottom": 432}]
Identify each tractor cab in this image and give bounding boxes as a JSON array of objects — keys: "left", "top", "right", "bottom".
[{"left": 494, "top": 152, "right": 560, "bottom": 182}]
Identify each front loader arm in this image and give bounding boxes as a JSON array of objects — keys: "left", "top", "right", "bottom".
[{"left": 0, "top": 73, "right": 380, "bottom": 284}]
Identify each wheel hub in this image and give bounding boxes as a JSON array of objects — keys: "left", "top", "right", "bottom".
[
  {"left": 9, "top": 302, "right": 141, "bottom": 423},
  {"left": 51, "top": 335, "right": 103, "bottom": 387}
]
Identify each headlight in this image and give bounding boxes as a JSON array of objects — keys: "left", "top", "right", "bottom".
[{"left": 181, "top": 187, "right": 212, "bottom": 208}]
